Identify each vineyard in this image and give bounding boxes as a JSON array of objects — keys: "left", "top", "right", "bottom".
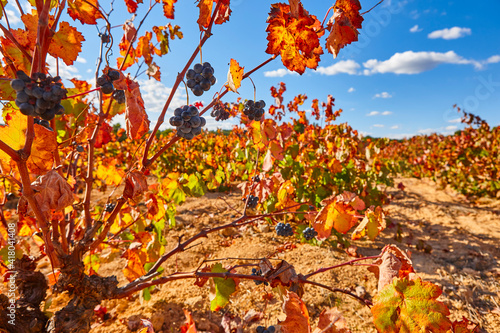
[{"left": 0, "top": 0, "right": 498, "bottom": 333}]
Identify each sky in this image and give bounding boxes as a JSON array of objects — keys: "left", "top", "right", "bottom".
[{"left": 1, "top": 0, "right": 500, "bottom": 139}]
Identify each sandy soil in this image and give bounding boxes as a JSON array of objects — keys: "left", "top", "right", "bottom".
[{"left": 46, "top": 177, "right": 500, "bottom": 333}]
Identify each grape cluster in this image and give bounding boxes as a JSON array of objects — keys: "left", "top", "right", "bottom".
[
  {"left": 105, "top": 203, "right": 116, "bottom": 213},
  {"left": 243, "top": 100, "right": 265, "bottom": 121},
  {"left": 251, "top": 268, "right": 268, "bottom": 286},
  {"left": 275, "top": 222, "right": 293, "bottom": 237},
  {"left": 169, "top": 105, "right": 206, "bottom": 140},
  {"left": 186, "top": 62, "right": 216, "bottom": 97},
  {"left": 210, "top": 102, "right": 230, "bottom": 121},
  {"left": 96, "top": 69, "right": 120, "bottom": 95},
  {"left": 256, "top": 325, "right": 276, "bottom": 333},
  {"left": 34, "top": 118, "right": 52, "bottom": 131},
  {"left": 11, "top": 70, "right": 67, "bottom": 120},
  {"left": 303, "top": 227, "right": 318, "bottom": 240},
  {"left": 244, "top": 195, "right": 259, "bottom": 209}
]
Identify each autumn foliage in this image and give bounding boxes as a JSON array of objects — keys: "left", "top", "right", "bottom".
[{"left": 0, "top": 1, "right": 484, "bottom": 333}]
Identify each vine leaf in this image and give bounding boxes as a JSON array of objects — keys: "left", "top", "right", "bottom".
[
  {"left": 67, "top": 0, "right": 104, "bottom": 25},
  {"left": 450, "top": 317, "right": 480, "bottom": 333},
  {"left": 197, "top": 0, "right": 213, "bottom": 30},
  {"left": 326, "top": 0, "right": 363, "bottom": 58},
  {"left": 0, "top": 109, "right": 56, "bottom": 174},
  {"left": 124, "top": 0, "right": 140, "bottom": 13},
  {"left": 280, "top": 291, "right": 311, "bottom": 333},
  {"left": 114, "top": 75, "right": 150, "bottom": 140},
  {"left": 27, "top": 170, "right": 74, "bottom": 219},
  {"left": 226, "top": 59, "right": 244, "bottom": 93},
  {"left": 312, "top": 191, "right": 364, "bottom": 239},
  {"left": 158, "top": 0, "right": 176, "bottom": 20},
  {"left": 180, "top": 309, "right": 198, "bottom": 333},
  {"left": 210, "top": 263, "right": 237, "bottom": 311},
  {"left": 214, "top": 0, "right": 231, "bottom": 25},
  {"left": 122, "top": 247, "right": 148, "bottom": 282},
  {"left": 369, "top": 244, "right": 416, "bottom": 291},
  {"left": 124, "top": 171, "right": 148, "bottom": 201},
  {"left": 49, "top": 21, "right": 85, "bottom": 66},
  {"left": 312, "top": 307, "right": 351, "bottom": 333},
  {"left": 371, "top": 277, "right": 452, "bottom": 333},
  {"left": 351, "top": 206, "right": 386, "bottom": 241},
  {"left": 265, "top": 1, "right": 323, "bottom": 74}
]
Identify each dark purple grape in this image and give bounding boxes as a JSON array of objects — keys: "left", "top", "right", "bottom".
[
  {"left": 16, "top": 91, "right": 29, "bottom": 103},
  {"left": 16, "top": 70, "right": 31, "bottom": 82},
  {"left": 179, "top": 122, "right": 191, "bottom": 133},
  {"left": 186, "top": 69, "right": 196, "bottom": 80},
  {"left": 174, "top": 108, "right": 183, "bottom": 116},
  {"left": 40, "top": 108, "right": 57, "bottom": 121},
  {"left": 108, "top": 70, "right": 120, "bottom": 81},
  {"left": 170, "top": 116, "right": 183, "bottom": 126},
  {"left": 202, "top": 67, "right": 213, "bottom": 78},
  {"left": 183, "top": 131, "right": 195, "bottom": 140},
  {"left": 199, "top": 117, "right": 206, "bottom": 127},
  {"left": 96, "top": 76, "right": 108, "bottom": 87},
  {"left": 193, "top": 63, "right": 203, "bottom": 74},
  {"left": 187, "top": 106, "right": 198, "bottom": 116},
  {"left": 209, "top": 75, "right": 216, "bottom": 85},
  {"left": 192, "top": 85, "right": 203, "bottom": 96},
  {"left": 194, "top": 74, "right": 203, "bottom": 83},
  {"left": 181, "top": 111, "right": 191, "bottom": 121},
  {"left": 100, "top": 82, "right": 114, "bottom": 94},
  {"left": 190, "top": 116, "right": 201, "bottom": 127},
  {"left": 191, "top": 126, "right": 202, "bottom": 136},
  {"left": 19, "top": 103, "right": 34, "bottom": 116},
  {"left": 32, "top": 87, "right": 43, "bottom": 99},
  {"left": 200, "top": 79, "right": 211, "bottom": 91},
  {"left": 10, "top": 79, "right": 25, "bottom": 91},
  {"left": 186, "top": 79, "right": 196, "bottom": 88},
  {"left": 202, "top": 62, "right": 213, "bottom": 71}
]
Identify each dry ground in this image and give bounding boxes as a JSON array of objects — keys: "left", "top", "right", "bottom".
[{"left": 45, "top": 177, "right": 500, "bottom": 332}]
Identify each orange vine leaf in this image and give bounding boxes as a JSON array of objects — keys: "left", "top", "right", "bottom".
[
  {"left": 371, "top": 277, "right": 452, "bottom": 333},
  {"left": 351, "top": 206, "right": 386, "bottom": 241},
  {"left": 226, "top": 59, "right": 244, "bottom": 93},
  {"left": 49, "top": 22, "right": 85, "bottom": 66},
  {"left": 265, "top": 2, "right": 323, "bottom": 74},
  {"left": 67, "top": 0, "right": 104, "bottom": 25},
  {"left": 158, "top": 0, "right": 177, "bottom": 20},
  {"left": 197, "top": 0, "right": 213, "bottom": 30},
  {"left": 326, "top": 0, "right": 363, "bottom": 58},
  {"left": 180, "top": 309, "right": 198, "bottom": 333},
  {"left": 124, "top": 0, "right": 140, "bottom": 13},
  {"left": 280, "top": 291, "right": 311, "bottom": 333},
  {"left": 312, "top": 307, "right": 351, "bottom": 333}
]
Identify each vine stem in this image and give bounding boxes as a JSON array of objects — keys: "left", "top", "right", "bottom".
[
  {"left": 64, "top": 87, "right": 101, "bottom": 100},
  {"left": 304, "top": 255, "right": 382, "bottom": 279}
]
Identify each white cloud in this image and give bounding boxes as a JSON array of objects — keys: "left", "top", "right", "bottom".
[
  {"left": 448, "top": 118, "right": 461, "bottom": 123},
  {"left": 139, "top": 79, "right": 186, "bottom": 114},
  {"left": 487, "top": 55, "right": 500, "bottom": 64},
  {"left": 417, "top": 128, "right": 435, "bottom": 134},
  {"left": 46, "top": 56, "right": 81, "bottom": 79},
  {"left": 367, "top": 111, "right": 392, "bottom": 116},
  {"left": 410, "top": 25, "right": 422, "bottom": 33},
  {"left": 445, "top": 125, "right": 457, "bottom": 131},
  {"left": 391, "top": 125, "right": 400, "bottom": 129},
  {"left": 263, "top": 68, "right": 298, "bottom": 78},
  {"left": 315, "top": 60, "right": 360, "bottom": 75},
  {"left": 374, "top": 92, "right": 392, "bottom": 99},
  {"left": 373, "top": 124, "right": 385, "bottom": 128},
  {"left": 363, "top": 51, "right": 480, "bottom": 75},
  {"left": 348, "top": 87, "right": 355, "bottom": 93},
  {"left": 428, "top": 27, "right": 471, "bottom": 40},
  {"left": 4, "top": 9, "right": 21, "bottom": 25},
  {"left": 76, "top": 57, "right": 87, "bottom": 64}
]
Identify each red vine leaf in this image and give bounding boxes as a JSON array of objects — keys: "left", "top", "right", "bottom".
[
  {"left": 450, "top": 317, "right": 480, "bottom": 333},
  {"left": 265, "top": 2, "right": 323, "bottom": 74},
  {"left": 369, "top": 245, "right": 415, "bottom": 292},
  {"left": 67, "top": 0, "right": 104, "bottom": 25},
  {"left": 114, "top": 75, "right": 150, "bottom": 140},
  {"left": 124, "top": 171, "right": 148, "bottom": 201},
  {"left": 326, "top": 0, "right": 363, "bottom": 58},
  {"left": 49, "top": 21, "right": 85, "bottom": 66},
  {"left": 214, "top": 0, "right": 231, "bottom": 25},
  {"left": 197, "top": 0, "right": 213, "bottom": 30},
  {"left": 312, "top": 307, "right": 351, "bottom": 333},
  {"left": 371, "top": 278, "right": 452, "bottom": 333},
  {"left": 280, "top": 291, "right": 311, "bottom": 333},
  {"left": 124, "top": 0, "right": 140, "bottom": 13},
  {"left": 180, "top": 309, "right": 198, "bottom": 333},
  {"left": 226, "top": 59, "right": 244, "bottom": 93}
]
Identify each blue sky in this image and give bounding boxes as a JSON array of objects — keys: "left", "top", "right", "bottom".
[{"left": 2, "top": 0, "right": 499, "bottom": 138}]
